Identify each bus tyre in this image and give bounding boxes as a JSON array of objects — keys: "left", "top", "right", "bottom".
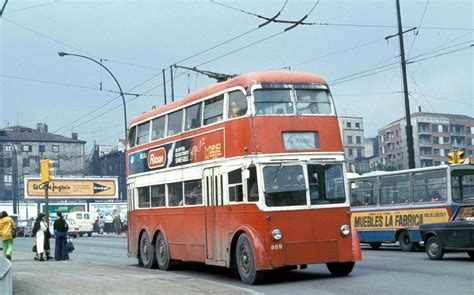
[
  {"left": 467, "top": 251, "right": 474, "bottom": 260},
  {"left": 369, "top": 242, "right": 382, "bottom": 250},
  {"left": 398, "top": 231, "right": 414, "bottom": 252},
  {"left": 426, "top": 236, "right": 444, "bottom": 260},
  {"left": 326, "top": 262, "right": 355, "bottom": 276},
  {"left": 156, "top": 233, "right": 171, "bottom": 270},
  {"left": 88, "top": 232, "right": 92, "bottom": 237},
  {"left": 236, "top": 234, "right": 264, "bottom": 285},
  {"left": 140, "top": 232, "right": 157, "bottom": 269}
]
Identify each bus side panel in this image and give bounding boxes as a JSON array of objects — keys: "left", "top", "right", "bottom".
[
  {"left": 165, "top": 207, "right": 206, "bottom": 262},
  {"left": 358, "top": 230, "right": 396, "bottom": 243}
]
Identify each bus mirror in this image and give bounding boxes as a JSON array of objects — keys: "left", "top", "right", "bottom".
[{"left": 243, "top": 169, "right": 250, "bottom": 179}]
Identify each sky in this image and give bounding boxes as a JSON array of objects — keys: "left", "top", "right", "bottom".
[{"left": 1, "top": 0, "right": 472, "bottom": 152}]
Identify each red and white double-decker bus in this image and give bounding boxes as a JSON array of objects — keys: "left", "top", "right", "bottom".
[{"left": 126, "top": 71, "right": 362, "bottom": 284}]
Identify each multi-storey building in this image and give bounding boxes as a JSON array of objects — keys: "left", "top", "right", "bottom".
[
  {"left": 0, "top": 123, "right": 86, "bottom": 204},
  {"left": 338, "top": 116, "right": 365, "bottom": 173},
  {"left": 378, "top": 112, "right": 474, "bottom": 169},
  {"left": 85, "top": 141, "right": 126, "bottom": 200}
]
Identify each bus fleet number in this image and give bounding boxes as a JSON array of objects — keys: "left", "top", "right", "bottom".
[{"left": 270, "top": 244, "right": 283, "bottom": 250}]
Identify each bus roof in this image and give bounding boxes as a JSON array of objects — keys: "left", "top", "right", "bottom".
[{"left": 130, "top": 71, "right": 327, "bottom": 126}]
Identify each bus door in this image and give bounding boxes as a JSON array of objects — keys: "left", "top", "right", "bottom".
[{"left": 203, "top": 167, "right": 226, "bottom": 265}]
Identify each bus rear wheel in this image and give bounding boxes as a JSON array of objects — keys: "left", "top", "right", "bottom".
[
  {"left": 398, "top": 231, "right": 414, "bottom": 252},
  {"left": 236, "top": 233, "right": 264, "bottom": 285},
  {"left": 156, "top": 232, "right": 171, "bottom": 270},
  {"left": 369, "top": 242, "right": 382, "bottom": 250},
  {"left": 140, "top": 232, "right": 157, "bottom": 269},
  {"left": 326, "top": 262, "right": 355, "bottom": 276}
]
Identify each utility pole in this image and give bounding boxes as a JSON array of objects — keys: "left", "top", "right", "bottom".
[
  {"left": 162, "top": 69, "right": 167, "bottom": 105},
  {"left": 386, "top": 0, "right": 416, "bottom": 169},
  {"left": 170, "top": 65, "right": 175, "bottom": 102}
]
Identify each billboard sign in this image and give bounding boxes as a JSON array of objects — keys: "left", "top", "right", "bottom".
[{"left": 25, "top": 177, "right": 118, "bottom": 199}]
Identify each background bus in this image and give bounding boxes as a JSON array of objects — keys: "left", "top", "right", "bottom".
[
  {"left": 349, "top": 163, "right": 474, "bottom": 251},
  {"left": 127, "top": 71, "right": 361, "bottom": 284}
]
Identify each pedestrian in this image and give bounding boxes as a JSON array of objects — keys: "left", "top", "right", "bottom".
[
  {"left": 99, "top": 216, "right": 105, "bottom": 235},
  {"left": 53, "top": 212, "right": 69, "bottom": 261},
  {"left": 113, "top": 215, "right": 121, "bottom": 235},
  {"left": 0, "top": 211, "right": 16, "bottom": 261},
  {"left": 32, "top": 213, "right": 51, "bottom": 261},
  {"left": 94, "top": 216, "right": 100, "bottom": 234}
]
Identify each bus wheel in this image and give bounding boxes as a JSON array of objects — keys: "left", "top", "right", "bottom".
[
  {"left": 426, "top": 236, "right": 444, "bottom": 260},
  {"left": 369, "top": 242, "right": 382, "bottom": 250},
  {"left": 236, "top": 233, "right": 264, "bottom": 285},
  {"left": 156, "top": 233, "right": 171, "bottom": 270},
  {"left": 140, "top": 232, "right": 157, "bottom": 269},
  {"left": 398, "top": 231, "right": 414, "bottom": 252},
  {"left": 326, "top": 262, "right": 355, "bottom": 276}
]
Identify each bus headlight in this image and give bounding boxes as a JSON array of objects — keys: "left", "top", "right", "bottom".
[
  {"left": 272, "top": 229, "right": 283, "bottom": 241},
  {"left": 340, "top": 225, "right": 350, "bottom": 237}
]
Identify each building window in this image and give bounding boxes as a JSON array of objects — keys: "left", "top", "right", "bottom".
[
  {"left": 357, "top": 148, "right": 362, "bottom": 158},
  {"left": 39, "top": 145, "right": 45, "bottom": 153},
  {"left": 356, "top": 136, "right": 361, "bottom": 144},
  {"left": 23, "top": 158, "right": 29, "bottom": 167},
  {"left": 53, "top": 160, "right": 59, "bottom": 168},
  {"left": 52, "top": 145, "right": 59, "bottom": 153},
  {"left": 433, "top": 149, "right": 440, "bottom": 155},
  {"left": 443, "top": 137, "right": 449, "bottom": 144},
  {"left": 5, "top": 145, "right": 12, "bottom": 152},
  {"left": 22, "top": 145, "right": 31, "bottom": 152},
  {"left": 442, "top": 125, "right": 448, "bottom": 133},
  {"left": 433, "top": 137, "right": 439, "bottom": 144},
  {"left": 347, "top": 136, "right": 353, "bottom": 144},
  {"left": 346, "top": 122, "right": 351, "bottom": 128},
  {"left": 348, "top": 148, "right": 353, "bottom": 156},
  {"left": 3, "top": 174, "right": 12, "bottom": 187},
  {"left": 4, "top": 158, "right": 12, "bottom": 167},
  {"left": 355, "top": 122, "right": 360, "bottom": 129}
]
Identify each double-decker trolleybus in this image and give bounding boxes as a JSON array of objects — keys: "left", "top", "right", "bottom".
[
  {"left": 126, "top": 71, "right": 361, "bottom": 284},
  {"left": 349, "top": 161, "right": 474, "bottom": 251}
]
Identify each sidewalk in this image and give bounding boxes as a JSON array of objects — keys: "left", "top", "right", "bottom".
[{"left": 12, "top": 250, "right": 251, "bottom": 294}]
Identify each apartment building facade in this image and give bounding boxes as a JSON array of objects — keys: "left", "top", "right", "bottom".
[{"left": 378, "top": 112, "right": 474, "bottom": 169}]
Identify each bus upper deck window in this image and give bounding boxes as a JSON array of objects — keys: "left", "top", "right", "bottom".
[
  {"left": 185, "top": 103, "right": 202, "bottom": 131},
  {"left": 295, "top": 89, "right": 332, "bottom": 115},
  {"left": 167, "top": 110, "right": 183, "bottom": 136},
  {"left": 228, "top": 91, "right": 247, "bottom": 119},
  {"left": 128, "top": 126, "right": 137, "bottom": 148},
  {"left": 204, "top": 95, "right": 224, "bottom": 125},
  {"left": 137, "top": 121, "right": 150, "bottom": 145},
  {"left": 254, "top": 89, "right": 292, "bottom": 115},
  {"left": 151, "top": 116, "right": 165, "bottom": 140}
]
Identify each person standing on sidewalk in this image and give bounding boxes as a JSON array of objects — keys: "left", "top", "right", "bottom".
[
  {"left": 53, "top": 212, "right": 69, "bottom": 261},
  {"left": 0, "top": 211, "right": 16, "bottom": 261},
  {"left": 32, "top": 213, "right": 48, "bottom": 261}
]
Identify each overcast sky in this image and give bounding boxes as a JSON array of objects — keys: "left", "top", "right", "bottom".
[{"left": 1, "top": 0, "right": 472, "bottom": 152}]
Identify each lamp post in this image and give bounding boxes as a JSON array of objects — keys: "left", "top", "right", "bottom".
[
  {"left": 57, "top": 51, "right": 128, "bottom": 141},
  {"left": 58, "top": 51, "right": 128, "bottom": 201}
]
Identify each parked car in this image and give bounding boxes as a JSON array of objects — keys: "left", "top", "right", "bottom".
[
  {"left": 24, "top": 218, "right": 35, "bottom": 237},
  {"left": 49, "top": 218, "right": 80, "bottom": 239},
  {"left": 16, "top": 220, "right": 27, "bottom": 237},
  {"left": 66, "top": 211, "right": 94, "bottom": 237},
  {"left": 420, "top": 204, "right": 474, "bottom": 260}
]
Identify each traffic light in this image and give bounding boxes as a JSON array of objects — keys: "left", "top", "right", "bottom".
[
  {"left": 40, "top": 159, "right": 54, "bottom": 183},
  {"left": 447, "top": 149, "right": 465, "bottom": 165}
]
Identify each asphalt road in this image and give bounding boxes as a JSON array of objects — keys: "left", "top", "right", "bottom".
[{"left": 11, "top": 235, "right": 474, "bottom": 294}]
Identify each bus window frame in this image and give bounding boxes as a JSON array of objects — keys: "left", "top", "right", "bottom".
[
  {"left": 128, "top": 125, "right": 137, "bottom": 148},
  {"left": 250, "top": 83, "right": 335, "bottom": 117},
  {"left": 167, "top": 109, "right": 184, "bottom": 137},
  {"left": 379, "top": 174, "right": 411, "bottom": 206},
  {"left": 151, "top": 115, "right": 167, "bottom": 141},
  {"left": 137, "top": 121, "right": 151, "bottom": 145}
]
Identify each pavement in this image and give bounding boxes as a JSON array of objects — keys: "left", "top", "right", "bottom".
[{"left": 10, "top": 243, "right": 253, "bottom": 295}]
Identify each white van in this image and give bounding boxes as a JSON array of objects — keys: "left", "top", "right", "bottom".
[{"left": 67, "top": 211, "right": 95, "bottom": 237}]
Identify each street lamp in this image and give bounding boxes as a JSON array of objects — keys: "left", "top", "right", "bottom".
[
  {"left": 58, "top": 51, "right": 128, "bottom": 201},
  {"left": 57, "top": 51, "right": 128, "bottom": 141}
]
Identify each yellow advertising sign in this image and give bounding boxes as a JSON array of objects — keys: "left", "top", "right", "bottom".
[
  {"left": 352, "top": 208, "right": 449, "bottom": 231},
  {"left": 25, "top": 178, "right": 118, "bottom": 199}
]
